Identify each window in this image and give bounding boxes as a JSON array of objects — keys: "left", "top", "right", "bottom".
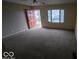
[{"left": 48, "top": 9, "right": 64, "bottom": 23}]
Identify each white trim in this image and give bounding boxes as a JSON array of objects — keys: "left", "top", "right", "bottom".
[{"left": 2, "top": 29, "right": 27, "bottom": 39}]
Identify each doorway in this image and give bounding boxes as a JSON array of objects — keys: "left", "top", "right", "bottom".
[
  {"left": 25, "top": 9, "right": 41, "bottom": 29},
  {"left": 34, "top": 10, "right": 41, "bottom": 28}
]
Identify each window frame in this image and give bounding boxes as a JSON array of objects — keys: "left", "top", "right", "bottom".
[{"left": 47, "top": 9, "right": 64, "bottom": 23}]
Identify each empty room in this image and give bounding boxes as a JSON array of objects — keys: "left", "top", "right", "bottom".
[{"left": 2, "top": 0, "right": 77, "bottom": 59}]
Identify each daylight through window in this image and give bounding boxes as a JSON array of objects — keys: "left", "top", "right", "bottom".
[{"left": 48, "top": 9, "right": 64, "bottom": 23}]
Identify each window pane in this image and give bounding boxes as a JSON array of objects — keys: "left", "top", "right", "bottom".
[
  {"left": 34, "top": 10, "right": 41, "bottom": 28},
  {"left": 48, "top": 10, "right": 51, "bottom": 22},
  {"left": 61, "top": 10, "right": 64, "bottom": 22},
  {"left": 34, "top": 10, "right": 40, "bottom": 22},
  {"left": 52, "top": 10, "right": 59, "bottom": 23},
  {"left": 47, "top": 9, "right": 64, "bottom": 23},
  {"left": 27, "top": 11, "right": 33, "bottom": 16}
]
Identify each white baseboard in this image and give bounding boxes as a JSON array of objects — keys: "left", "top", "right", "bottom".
[{"left": 2, "top": 29, "right": 27, "bottom": 39}]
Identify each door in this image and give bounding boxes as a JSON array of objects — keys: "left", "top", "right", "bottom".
[
  {"left": 27, "top": 10, "right": 36, "bottom": 28},
  {"left": 25, "top": 9, "right": 41, "bottom": 29}
]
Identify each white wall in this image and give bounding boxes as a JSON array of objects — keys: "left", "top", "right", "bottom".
[{"left": 2, "top": 1, "right": 30, "bottom": 38}]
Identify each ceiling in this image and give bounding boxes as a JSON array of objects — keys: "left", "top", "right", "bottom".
[{"left": 3, "top": 0, "right": 77, "bottom": 6}]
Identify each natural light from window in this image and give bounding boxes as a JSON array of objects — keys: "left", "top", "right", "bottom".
[
  {"left": 34, "top": 10, "right": 41, "bottom": 28},
  {"left": 48, "top": 9, "right": 64, "bottom": 23}
]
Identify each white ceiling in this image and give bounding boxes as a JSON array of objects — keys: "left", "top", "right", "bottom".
[{"left": 3, "top": 0, "right": 77, "bottom": 6}]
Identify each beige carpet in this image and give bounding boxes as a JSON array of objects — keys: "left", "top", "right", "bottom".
[{"left": 3, "top": 28, "right": 77, "bottom": 59}]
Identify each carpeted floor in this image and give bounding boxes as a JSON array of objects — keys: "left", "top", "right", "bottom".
[{"left": 2, "top": 28, "right": 77, "bottom": 59}]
